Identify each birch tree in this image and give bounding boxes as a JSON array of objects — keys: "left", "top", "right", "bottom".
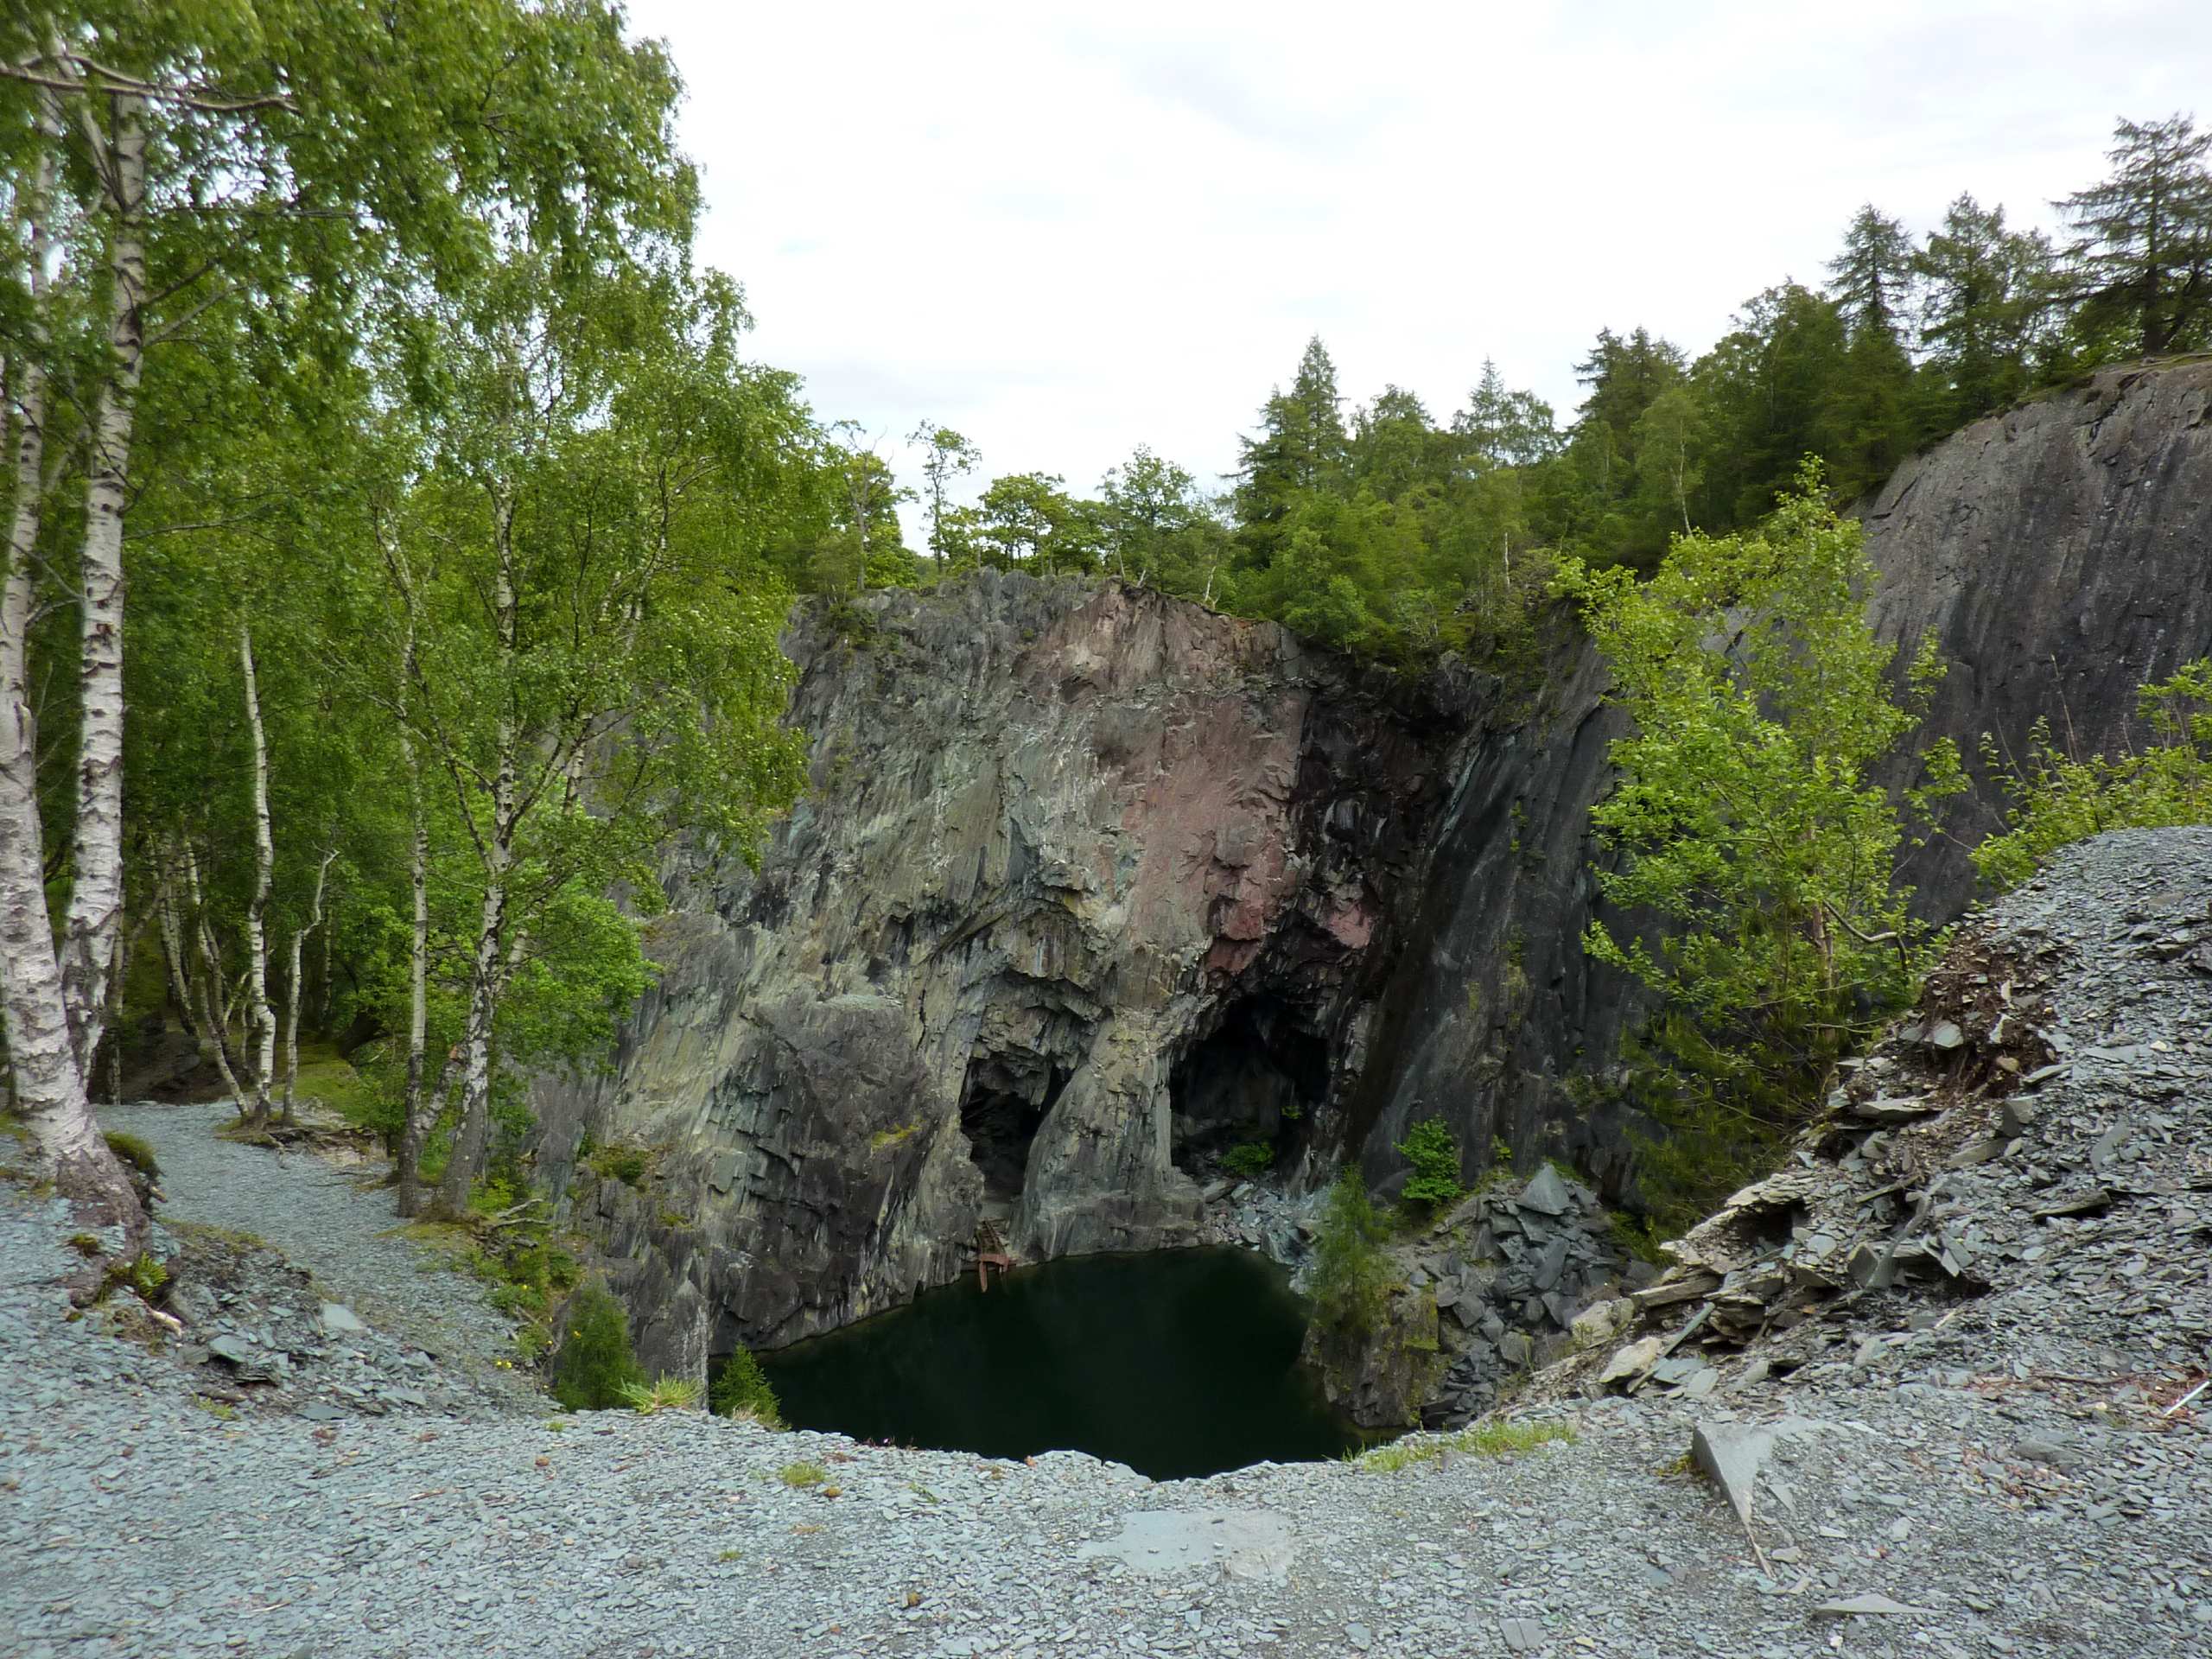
[
  {"left": 383, "top": 262, "right": 811, "bottom": 1218},
  {"left": 3, "top": 0, "right": 700, "bottom": 1243}
]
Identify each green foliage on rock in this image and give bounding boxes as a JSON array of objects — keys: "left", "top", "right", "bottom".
[
  {"left": 1557, "top": 467, "right": 1962, "bottom": 1085},
  {"left": 1355, "top": 1417, "right": 1577, "bottom": 1473},
  {"left": 549, "top": 1280, "right": 645, "bottom": 1412},
  {"left": 1974, "top": 659, "right": 2212, "bottom": 890},
  {"left": 583, "top": 1142, "right": 654, "bottom": 1188},
  {"left": 101, "top": 1132, "right": 161, "bottom": 1183},
  {"left": 1393, "top": 1119, "right": 1464, "bottom": 1211},
  {"left": 1308, "top": 1173, "right": 1395, "bottom": 1343},
  {"left": 710, "top": 1349, "right": 783, "bottom": 1426},
  {"left": 1220, "top": 1141, "right": 1275, "bottom": 1179}
]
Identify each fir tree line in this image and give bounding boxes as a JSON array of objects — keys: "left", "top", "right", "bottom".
[{"left": 817, "top": 113, "right": 2211, "bottom": 665}]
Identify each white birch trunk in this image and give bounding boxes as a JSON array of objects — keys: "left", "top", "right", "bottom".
[
  {"left": 182, "top": 847, "right": 249, "bottom": 1111},
  {"left": 433, "top": 505, "right": 518, "bottom": 1217},
  {"left": 0, "top": 83, "right": 141, "bottom": 1238},
  {"left": 59, "top": 88, "right": 147, "bottom": 1078},
  {"left": 395, "top": 735, "right": 433, "bottom": 1211},
  {"left": 155, "top": 859, "right": 199, "bottom": 1041},
  {"left": 279, "top": 848, "right": 334, "bottom": 1122},
  {"left": 391, "top": 596, "right": 435, "bottom": 1212},
  {"left": 238, "top": 623, "right": 276, "bottom": 1122}
]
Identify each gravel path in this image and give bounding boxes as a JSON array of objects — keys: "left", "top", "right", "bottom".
[
  {"left": 95, "top": 1099, "right": 537, "bottom": 1411},
  {"left": 1, "top": 830, "right": 2207, "bottom": 1658}
]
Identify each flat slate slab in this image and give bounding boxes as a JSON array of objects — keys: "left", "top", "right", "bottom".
[{"left": 1074, "top": 1510, "right": 1297, "bottom": 1583}]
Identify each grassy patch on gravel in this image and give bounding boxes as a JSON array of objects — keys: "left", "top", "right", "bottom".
[
  {"left": 620, "top": 1374, "right": 703, "bottom": 1413},
  {"left": 779, "top": 1461, "right": 828, "bottom": 1489},
  {"left": 1354, "top": 1418, "right": 1578, "bottom": 1473}
]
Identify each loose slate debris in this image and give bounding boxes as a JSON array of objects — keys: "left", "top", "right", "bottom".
[
  {"left": 1589, "top": 941, "right": 2074, "bottom": 1392},
  {"left": 1497, "top": 1614, "right": 1546, "bottom": 1650},
  {"left": 1415, "top": 1166, "right": 1639, "bottom": 1426},
  {"left": 1815, "top": 1593, "right": 1936, "bottom": 1618}
]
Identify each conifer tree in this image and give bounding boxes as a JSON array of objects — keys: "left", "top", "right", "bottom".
[
  {"left": 2056, "top": 113, "right": 2212, "bottom": 358},
  {"left": 1827, "top": 205, "right": 1918, "bottom": 342}
]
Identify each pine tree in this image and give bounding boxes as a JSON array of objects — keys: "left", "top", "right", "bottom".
[
  {"left": 2056, "top": 113, "right": 2212, "bottom": 358},
  {"left": 1453, "top": 360, "right": 1560, "bottom": 470},
  {"left": 1234, "top": 336, "right": 1350, "bottom": 556},
  {"left": 1827, "top": 205, "right": 1918, "bottom": 343},
  {"left": 1914, "top": 194, "right": 2055, "bottom": 427}
]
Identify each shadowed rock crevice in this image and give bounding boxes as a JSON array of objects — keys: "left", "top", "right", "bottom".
[
  {"left": 959, "top": 1052, "right": 1067, "bottom": 1212},
  {"left": 1167, "top": 995, "right": 1330, "bottom": 1175}
]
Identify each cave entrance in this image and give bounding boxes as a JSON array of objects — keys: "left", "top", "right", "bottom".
[
  {"left": 960, "top": 1052, "right": 1068, "bottom": 1219},
  {"left": 1167, "top": 996, "right": 1331, "bottom": 1177}
]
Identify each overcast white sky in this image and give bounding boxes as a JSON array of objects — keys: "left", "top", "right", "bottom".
[{"left": 625, "top": 0, "right": 2210, "bottom": 526}]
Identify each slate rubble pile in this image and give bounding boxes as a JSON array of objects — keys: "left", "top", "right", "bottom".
[
  {"left": 1198, "top": 1177, "right": 1324, "bottom": 1266},
  {"left": 1415, "top": 1166, "right": 1651, "bottom": 1427},
  {"left": 156, "top": 1223, "right": 505, "bottom": 1421},
  {"left": 93, "top": 1100, "right": 543, "bottom": 1419},
  {"left": 1570, "top": 830, "right": 2212, "bottom": 1409}
]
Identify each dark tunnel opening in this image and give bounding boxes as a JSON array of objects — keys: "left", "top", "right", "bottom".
[
  {"left": 1166, "top": 996, "right": 1332, "bottom": 1177},
  {"left": 959, "top": 1052, "right": 1069, "bottom": 1217}
]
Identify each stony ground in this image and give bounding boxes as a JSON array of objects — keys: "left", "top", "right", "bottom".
[{"left": 3, "top": 829, "right": 2209, "bottom": 1658}]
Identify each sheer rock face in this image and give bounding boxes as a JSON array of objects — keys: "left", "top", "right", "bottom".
[
  {"left": 1864, "top": 359, "right": 2212, "bottom": 919},
  {"left": 531, "top": 576, "right": 1453, "bottom": 1366},
  {"left": 1348, "top": 361, "right": 2212, "bottom": 1193},
  {"left": 544, "top": 365, "right": 2212, "bottom": 1377}
]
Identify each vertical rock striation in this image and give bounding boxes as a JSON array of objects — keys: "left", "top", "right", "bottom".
[{"left": 532, "top": 576, "right": 1452, "bottom": 1369}]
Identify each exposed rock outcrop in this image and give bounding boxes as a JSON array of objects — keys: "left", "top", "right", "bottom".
[
  {"left": 1866, "top": 359, "right": 2212, "bottom": 920},
  {"left": 1351, "top": 359, "right": 2212, "bottom": 1184},
  {"left": 531, "top": 577, "right": 1463, "bottom": 1366},
  {"left": 545, "top": 363, "right": 2212, "bottom": 1376}
]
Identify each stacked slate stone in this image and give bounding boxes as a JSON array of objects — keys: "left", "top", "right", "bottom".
[
  {"left": 1417, "top": 1165, "right": 1654, "bottom": 1427},
  {"left": 1581, "top": 829, "right": 2212, "bottom": 1404}
]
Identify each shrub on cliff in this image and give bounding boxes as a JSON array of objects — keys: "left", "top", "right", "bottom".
[
  {"left": 1308, "top": 1173, "right": 1395, "bottom": 1341},
  {"left": 1555, "top": 466, "right": 1962, "bottom": 1102},
  {"left": 550, "top": 1280, "right": 645, "bottom": 1411},
  {"left": 1394, "top": 1119, "right": 1463, "bottom": 1211},
  {"left": 1221, "top": 1141, "right": 1274, "bottom": 1179},
  {"left": 1974, "top": 659, "right": 2212, "bottom": 890}
]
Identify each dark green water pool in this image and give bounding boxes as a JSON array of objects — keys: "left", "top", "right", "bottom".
[{"left": 752, "top": 1247, "right": 1358, "bottom": 1479}]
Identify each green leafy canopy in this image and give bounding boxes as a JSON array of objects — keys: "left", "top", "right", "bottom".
[{"left": 1555, "top": 463, "right": 1964, "bottom": 1074}]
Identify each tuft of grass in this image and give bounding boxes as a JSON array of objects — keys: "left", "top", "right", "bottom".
[
  {"left": 102, "top": 1130, "right": 161, "bottom": 1181},
  {"left": 67, "top": 1233, "right": 101, "bottom": 1258},
  {"left": 98, "top": 1251, "right": 168, "bottom": 1305},
  {"left": 716, "top": 1548, "right": 743, "bottom": 1562},
  {"left": 779, "top": 1460, "right": 827, "bottom": 1489},
  {"left": 619, "top": 1374, "right": 703, "bottom": 1414},
  {"left": 1354, "top": 1418, "right": 1577, "bottom": 1474},
  {"left": 868, "top": 1122, "right": 918, "bottom": 1151}
]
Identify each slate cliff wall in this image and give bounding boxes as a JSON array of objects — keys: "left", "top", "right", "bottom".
[
  {"left": 531, "top": 578, "right": 1468, "bottom": 1371},
  {"left": 541, "top": 362, "right": 2212, "bottom": 1376}
]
